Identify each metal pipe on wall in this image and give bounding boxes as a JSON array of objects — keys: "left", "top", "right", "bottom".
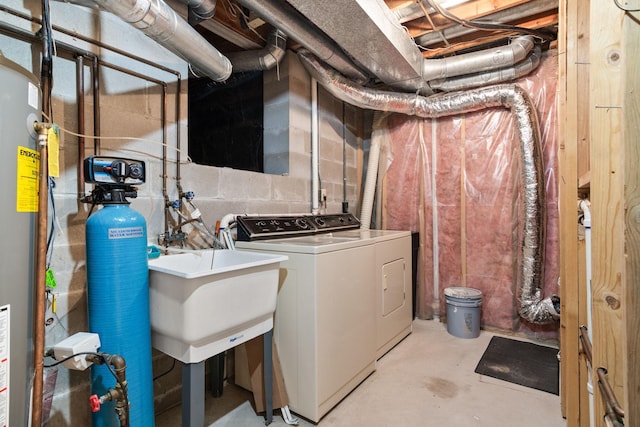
[
  {"left": 76, "top": 55, "right": 86, "bottom": 198},
  {"left": 32, "top": 123, "right": 51, "bottom": 427},
  {"left": 92, "top": 56, "right": 100, "bottom": 154},
  {"left": 311, "top": 78, "right": 319, "bottom": 214},
  {"left": 31, "top": 1, "right": 55, "bottom": 421}
]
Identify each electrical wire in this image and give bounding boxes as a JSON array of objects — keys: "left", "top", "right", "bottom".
[
  {"left": 613, "top": 0, "right": 640, "bottom": 11},
  {"left": 153, "top": 359, "right": 176, "bottom": 381},
  {"left": 44, "top": 351, "right": 130, "bottom": 420},
  {"left": 222, "top": 0, "right": 266, "bottom": 43},
  {"left": 425, "top": 0, "right": 555, "bottom": 42},
  {"left": 39, "top": 111, "right": 192, "bottom": 163},
  {"left": 45, "top": 352, "right": 128, "bottom": 400},
  {"left": 46, "top": 177, "right": 56, "bottom": 269}
]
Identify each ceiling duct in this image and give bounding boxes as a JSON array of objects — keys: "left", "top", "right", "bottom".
[
  {"left": 227, "top": 28, "right": 287, "bottom": 72},
  {"left": 429, "top": 45, "right": 541, "bottom": 92},
  {"left": 91, "top": 0, "right": 232, "bottom": 81},
  {"left": 422, "top": 35, "right": 536, "bottom": 81},
  {"left": 174, "top": 0, "right": 217, "bottom": 25},
  {"left": 284, "top": 0, "right": 426, "bottom": 92},
  {"left": 235, "top": 0, "right": 370, "bottom": 83}
]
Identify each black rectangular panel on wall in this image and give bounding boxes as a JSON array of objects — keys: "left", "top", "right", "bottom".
[{"left": 188, "top": 70, "right": 264, "bottom": 173}]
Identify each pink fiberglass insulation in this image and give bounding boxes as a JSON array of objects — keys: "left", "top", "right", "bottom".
[{"left": 379, "top": 50, "right": 559, "bottom": 338}]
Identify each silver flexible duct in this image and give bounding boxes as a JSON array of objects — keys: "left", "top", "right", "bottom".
[
  {"left": 298, "top": 49, "right": 558, "bottom": 324},
  {"left": 91, "top": 0, "right": 232, "bottom": 81},
  {"left": 235, "top": 0, "right": 370, "bottom": 83},
  {"left": 423, "top": 35, "right": 535, "bottom": 81},
  {"left": 429, "top": 45, "right": 541, "bottom": 92},
  {"left": 228, "top": 28, "right": 287, "bottom": 72}
]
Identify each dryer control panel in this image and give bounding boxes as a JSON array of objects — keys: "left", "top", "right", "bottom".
[{"left": 236, "top": 213, "right": 360, "bottom": 241}]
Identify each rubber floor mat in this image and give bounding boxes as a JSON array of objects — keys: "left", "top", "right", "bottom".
[{"left": 474, "top": 336, "right": 559, "bottom": 395}]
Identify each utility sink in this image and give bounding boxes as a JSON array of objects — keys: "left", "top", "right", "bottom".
[{"left": 148, "top": 249, "right": 287, "bottom": 363}]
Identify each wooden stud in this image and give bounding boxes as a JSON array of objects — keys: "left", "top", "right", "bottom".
[
  {"left": 622, "top": 7, "right": 640, "bottom": 424},
  {"left": 557, "top": 0, "right": 581, "bottom": 423},
  {"left": 589, "top": 0, "right": 626, "bottom": 425}
]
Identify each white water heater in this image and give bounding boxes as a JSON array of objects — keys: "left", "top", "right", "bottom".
[{"left": 0, "top": 50, "right": 40, "bottom": 427}]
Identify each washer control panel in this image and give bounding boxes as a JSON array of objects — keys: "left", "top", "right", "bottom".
[{"left": 236, "top": 213, "right": 360, "bottom": 241}]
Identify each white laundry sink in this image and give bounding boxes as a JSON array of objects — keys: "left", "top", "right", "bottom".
[{"left": 148, "top": 249, "right": 287, "bottom": 363}]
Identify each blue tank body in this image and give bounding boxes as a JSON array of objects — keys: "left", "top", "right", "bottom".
[{"left": 86, "top": 204, "right": 154, "bottom": 427}]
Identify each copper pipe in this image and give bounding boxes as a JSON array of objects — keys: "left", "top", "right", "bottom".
[
  {"left": 32, "top": 123, "right": 51, "bottom": 427},
  {"left": 32, "top": 3, "right": 54, "bottom": 423},
  {"left": 77, "top": 55, "right": 86, "bottom": 199},
  {"left": 597, "top": 368, "right": 625, "bottom": 420},
  {"left": 579, "top": 326, "right": 625, "bottom": 422},
  {"left": 105, "top": 354, "right": 129, "bottom": 427},
  {"left": 92, "top": 56, "right": 101, "bottom": 154},
  {"left": 578, "top": 325, "right": 593, "bottom": 365}
]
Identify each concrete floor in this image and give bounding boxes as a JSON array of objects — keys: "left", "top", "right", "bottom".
[{"left": 155, "top": 319, "right": 566, "bottom": 427}]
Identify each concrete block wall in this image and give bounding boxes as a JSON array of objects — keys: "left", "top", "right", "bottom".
[{"left": 1, "top": 0, "right": 367, "bottom": 424}]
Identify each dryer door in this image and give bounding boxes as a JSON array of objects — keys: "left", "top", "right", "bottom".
[{"left": 382, "top": 259, "right": 406, "bottom": 316}]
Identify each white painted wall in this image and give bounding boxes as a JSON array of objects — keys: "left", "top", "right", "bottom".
[{"left": 1, "top": 0, "right": 366, "bottom": 423}]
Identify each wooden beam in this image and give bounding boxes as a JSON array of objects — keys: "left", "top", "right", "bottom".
[
  {"left": 622, "top": 7, "right": 640, "bottom": 424},
  {"left": 412, "top": 0, "right": 558, "bottom": 46},
  {"left": 419, "top": 12, "right": 558, "bottom": 58},
  {"left": 557, "top": 0, "right": 581, "bottom": 423},
  {"left": 589, "top": 0, "right": 626, "bottom": 425}
]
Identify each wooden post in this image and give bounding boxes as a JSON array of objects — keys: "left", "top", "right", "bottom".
[
  {"left": 621, "top": 3, "right": 640, "bottom": 423},
  {"left": 589, "top": 1, "right": 626, "bottom": 425},
  {"left": 558, "top": 0, "right": 581, "bottom": 423}
]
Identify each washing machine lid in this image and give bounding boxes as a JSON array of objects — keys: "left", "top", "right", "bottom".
[
  {"left": 236, "top": 233, "right": 375, "bottom": 254},
  {"left": 333, "top": 229, "right": 411, "bottom": 242}
]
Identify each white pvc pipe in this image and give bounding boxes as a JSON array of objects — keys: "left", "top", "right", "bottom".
[
  {"left": 430, "top": 118, "right": 440, "bottom": 318},
  {"left": 580, "top": 199, "right": 594, "bottom": 427},
  {"left": 359, "top": 124, "right": 381, "bottom": 230},
  {"left": 311, "top": 78, "right": 320, "bottom": 214}
]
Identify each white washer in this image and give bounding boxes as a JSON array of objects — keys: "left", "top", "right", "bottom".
[
  {"left": 236, "top": 234, "right": 377, "bottom": 422},
  {"left": 334, "top": 230, "right": 413, "bottom": 359}
]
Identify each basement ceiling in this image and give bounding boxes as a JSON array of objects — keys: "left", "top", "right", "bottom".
[
  {"left": 198, "top": 0, "right": 558, "bottom": 57},
  {"left": 385, "top": 0, "right": 558, "bottom": 58}
]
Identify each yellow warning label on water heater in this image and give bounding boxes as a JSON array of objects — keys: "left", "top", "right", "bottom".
[{"left": 16, "top": 146, "right": 40, "bottom": 212}]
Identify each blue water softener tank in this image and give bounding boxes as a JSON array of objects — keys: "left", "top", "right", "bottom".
[{"left": 85, "top": 158, "right": 154, "bottom": 427}]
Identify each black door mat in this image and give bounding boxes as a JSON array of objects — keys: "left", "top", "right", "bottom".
[{"left": 474, "top": 336, "right": 559, "bottom": 395}]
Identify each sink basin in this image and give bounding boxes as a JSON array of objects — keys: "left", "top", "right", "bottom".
[{"left": 148, "top": 249, "right": 287, "bottom": 363}]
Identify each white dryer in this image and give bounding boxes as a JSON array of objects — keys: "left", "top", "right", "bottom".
[{"left": 335, "top": 229, "right": 413, "bottom": 359}]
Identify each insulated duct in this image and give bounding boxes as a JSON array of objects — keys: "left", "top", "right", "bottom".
[
  {"left": 228, "top": 28, "right": 287, "bottom": 72},
  {"left": 91, "top": 0, "right": 232, "bottom": 81},
  {"left": 429, "top": 45, "right": 542, "bottom": 92},
  {"left": 422, "top": 36, "right": 535, "bottom": 81},
  {"left": 298, "top": 50, "right": 558, "bottom": 324},
  {"left": 234, "top": 0, "right": 370, "bottom": 83}
]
